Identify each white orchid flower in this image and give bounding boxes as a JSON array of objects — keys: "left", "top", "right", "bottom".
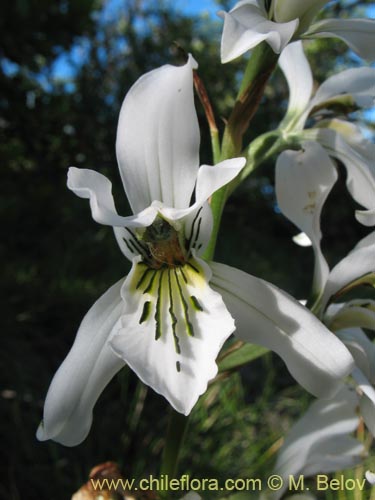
[
  {"left": 279, "top": 42, "right": 375, "bottom": 130},
  {"left": 37, "top": 56, "right": 354, "bottom": 447},
  {"left": 275, "top": 119, "right": 375, "bottom": 441},
  {"left": 219, "top": 0, "right": 375, "bottom": 63},
  {"left": 275, "top": 143, "right": 375, "bottom": 299},
  {"left": 278, "top": 41, "right": 375, "bottom": 227},
  {"left": 271, "top": 385, "right": 366, "bottom": 500}
]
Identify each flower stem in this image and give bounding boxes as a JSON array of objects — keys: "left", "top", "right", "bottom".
[
  {"left": 221, "top": 42, "right": 278, "bottom": 159},
  {"left": 202, "top": 131, "right": 284, "bottom": 262},
  {"left": 201, "top": 45, "right": 280, "bottom": 262},
  {"left": 201, "top": 183, "right": 229, "bottom": 262},
  {"left": 160, "top": 410, "right": 189, "bottom": 488}
]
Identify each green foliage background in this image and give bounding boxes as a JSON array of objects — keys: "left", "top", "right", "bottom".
[{"left": 1, "top": 1, "right": 374, "bottom": 498}]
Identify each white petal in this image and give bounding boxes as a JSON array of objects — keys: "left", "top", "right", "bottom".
[
  {"left": 353, "top": 368, "right": 375, "bottom": 436},
  {"left": 320, "top": 231, "right": 375, "bottom": 311},
  {"left": 195, "top": 158, "right": 246, "bottom": 205},
  {"left": 336, "top": 328, "right": 375, "bottom": 384},
  {"left": 275, "top": 142, "right": 337, "bottom": 294},
  {"left": 307, "top": 128, "right": 375, "bottom": 215},
  {"left": 293, "top": 232, "right": 312, "bottom": 247},
  {"left": 219, "top": 2, "right": 298, "bottom": 63},
  {"left": 273, "top": 386, "right": 363, "bottom": 498},
  {"left": 67, "top": 167, "right": 157, "bottom": 228},
  {"left": 116, "top": 55, "right": 200, "bottom": 213},
  {"left": 210, "top": 261, "right": 354, "bottom": 399},
  {"left": 37, "top": 279, "right": 126, "bottom": 446},
  {"left": 303, "top": 436, "right": 365, "bottom": 476},
  {"left": 183, "top": 202, "right": 213, "bottom": 257},
  {"left": 323, "top": 118, "right": 366, "bottom": 145},
  {"left": 110, "top": 257, "right": 235, "bottom": 415},
  {"left": 327, "top": 301, "right": 375, "bottom": 334},
  {"left": 159, "top": 158, "right": 245, "bottom": 222},
  {"left": 279, "top": 42, "right": 313, "bottom": 127},
  {"left": 356, "top": 208, "right": 375, "bottom": 227},
  {"left": 366, "top": 471, "right": 375, "bottom": 485},
  {"left": 304, "top": 19, "right": 375, "bottom": 61},
  {"left": 274, "top": 0, "right": 330, "bottom": 31},
  {"left": 310, "top": 67, "right": 375, "bottom": 110}
]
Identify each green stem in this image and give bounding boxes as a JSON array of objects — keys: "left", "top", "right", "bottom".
[
  {"left": 202, "top": 46, "right": 280, "bottom": 262},
  {"left": 211, "top": 128, "right": 221, "bottom": 165},
  {"left": 201, "top": 183, "right": 229, "bottom": 262},
  {"left": 237, "top": 43, "right": 277, "bottom": 99},
  {"left": 221, "top": 42, "right": 279, "bottom": 159},
  {"left": 160, "top": 410, "right": 189, "bottom": 489},
  {"left": 202, "top": 131, "right": 284, "bottom": 262},
  {"left": 240, "top": 130, "right": 283, "bottom": 182}
]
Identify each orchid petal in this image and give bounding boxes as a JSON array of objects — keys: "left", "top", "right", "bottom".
[
  {"left": 110, "top": 257, "right": 235, "bottom": 415},
  {"left": 219, "top": 2, "right": 298, "bottom": 63},
  {"left": 210, "top": 261, "right": 354, "bottom": 399},
  {"left": 361, "top": 392, "right": 375, "bottom": 437},
  {"left": 320, "top": 231, "right": 375, "bottom": 311},
  {"left": 275, "top": 142, "right": 337, "bottom": 295},
  {"left": 273, "top": 0, "right": 330, "bottom": 32},
  {"left": 116, "top": 55, "right": 200, "bottom": 213},
  {"left": 305, "top": 128, "right": 375, "bottom": 217},
  {"left": 353, "top": 368, "right": 375, "bottom": 436},
  {"left": 273, "top": 386, "right": 363, "bottom": 499},
  {"left": 37, "top": 279, "right": 126, "bottom": 446},
  {"left": 195, "top": 159, "right": 246, "bottom": 205},
  {"left": 159, "top": 158, "right": 246, "bottom": 223},
  {"left": 67, "top": 167, "right": 157, "bottom": 228},
  {"left": 326, "top": 301, "right": 375, "bottom": 334},
  {"left": 336, "top": 328, "right": 375, "bottom": 384},
  {"left": 302, "top": 436, "right": 365, "bottom": 476},
  {"left": 356, "top": 208, "right": 375, "bottom": 227},
  {"left": 323, "top": 119, "right": 366, "bottom": 145},
  {"left": 310, "top": 67, "right": 375, "bottom": 111},
  {"left": 304, "top": 19, "right": 375, "bottom": 62},
  {"left": 279, "top": 42, "right": 313, "bottom": 128}
]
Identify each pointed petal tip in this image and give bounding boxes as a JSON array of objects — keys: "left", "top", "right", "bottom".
[
  {"left": 187, "top": 53, "right": 198, "bottom": 70},
  {"left": 36, "top": 422, "right": 47, "bottom": 442}
]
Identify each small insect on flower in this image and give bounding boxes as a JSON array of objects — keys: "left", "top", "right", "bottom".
[{"left": 138, "top": 216, "right": 187, "bottom": 269}]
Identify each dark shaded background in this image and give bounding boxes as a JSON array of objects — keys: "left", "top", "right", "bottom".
[{"left": 1, "top": 0, "right": 373, "bottom": 498}]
